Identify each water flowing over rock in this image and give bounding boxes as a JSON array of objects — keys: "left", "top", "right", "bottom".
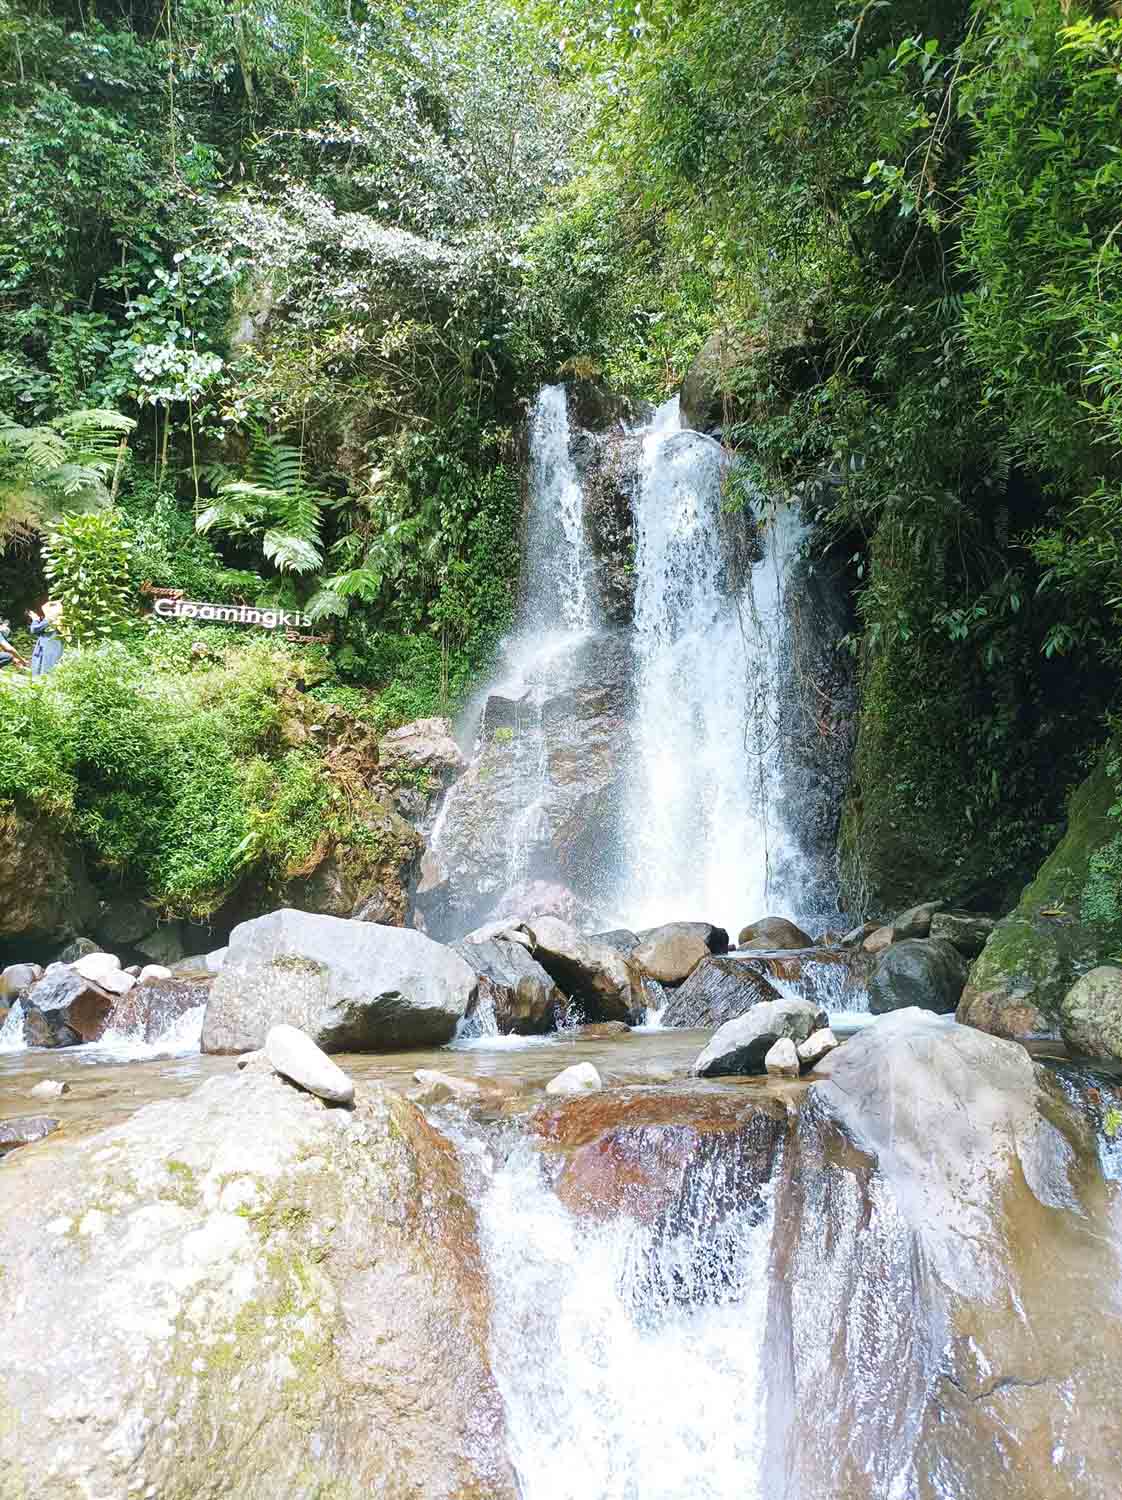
[
  {"left": 106, "top": 976, "right": 210, "bottom": 1043},
  {"left": 452, "top": 937, "right": 565, "bottom": 1035},
  {"left": 0, "top": 1072, "right": 516, "bottom": 1498},
  {"left": 661, "top": 954, "right": 784, "bottom": 1027},
  {"left": 21, "top": 964, "right": 116, "bottom": 1046},
  {"left": 762, "top": 1010, "right": 1122, "bottom": 1499},
  {"left": 202, "top": 909, "right": 476, "bottom": 1054},
  {"left": 424, "top": 381, "right": 852, "bottom": 941}
]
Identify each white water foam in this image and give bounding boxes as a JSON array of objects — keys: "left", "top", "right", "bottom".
[
  {"left": 475, "top": 1133, "right": 774, "bottom": 1500},
  {"left": 0, "top": 1001, "right": 26, "bottom": 1052}
]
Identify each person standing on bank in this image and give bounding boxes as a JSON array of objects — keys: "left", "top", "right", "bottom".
[{"left": 28, "top": 600, "right": 64, "bottom": 677}]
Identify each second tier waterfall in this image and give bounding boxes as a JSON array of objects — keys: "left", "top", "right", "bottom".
[{"left": 424, "top": 383, "right": 853, "bottom": 939}]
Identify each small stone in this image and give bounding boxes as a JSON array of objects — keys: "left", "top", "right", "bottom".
[
  {"left": 235, "top": 1049, "right": 269, "bottom": 1072},
  {"left": 545, "top": 1062, "right": 602, "bottom": 1095},
  {"left": 124, "top": 965, "right": 142, "bottom": 977},
  {"left": 30, "top": 1079, "right": 70, "bottom": 1100},
  {"left": 891, "top": 901, "right": 941, "bottom": 940},
  {"left": 764, "top": 1037, "right": 800, "bottom": 1077},
  {"left": 72, "top": 952, "right": 122, "bottom": 984},
  {"left": 138, "top": 964, "right": 173, "bottom": 984},
  {"left": 797, "top": 1028, "right": 839, "bottom": 1067},
  {"left": 413, "top": 1069, "right": 483, "bottom": 1105},
  {"left": 264, "top": 1024, "right": 355, "bottom": 1104},
  {"left": 863, "top": 925, "right": 895, "bottom": 955},
  {"left": 1, "top": 963, "right": 42, "bottom": 998}
]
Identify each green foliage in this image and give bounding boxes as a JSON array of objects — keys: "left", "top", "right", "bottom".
[
  {"left": 0, "top": 408, "right": 135, "bottom": 541},
  {"left": 199, "top": 431, "right": 328, "bottom": 575},
  {"left": 43, "top": 511, "right": 137, "bottom": 645}
]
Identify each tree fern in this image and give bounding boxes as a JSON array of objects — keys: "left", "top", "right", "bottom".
[
  {"left": 197, "top": 431, "right": 325, "bottom": 575},
  {"left": 0, "top": 408, "right": 136, "bottom": 541}
]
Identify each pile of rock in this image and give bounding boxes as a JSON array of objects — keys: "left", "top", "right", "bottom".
[
  {"left": 692, "top": 999, "right": 838, "bottom": 1079},
  {"left": 1, "top": 950, "right": 211, "bottom": 1049}
]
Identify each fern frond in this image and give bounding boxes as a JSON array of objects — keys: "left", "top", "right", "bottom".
[
  {"left": 325, "top": 565, "right": 384, "bottom": 600},
  {"left": 262, "top": 529, "right": 322, "bottom": 573},
  {"left": 305, "top": 587, "right": 349, "bottom": 621}
]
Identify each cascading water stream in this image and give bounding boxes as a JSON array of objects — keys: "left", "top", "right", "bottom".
[
  {"left": 618, "top": 397, "right": 809, "bottom": 931},
  {"left": 463, "top": 1124, "right": 776, "bottom": 1500}
]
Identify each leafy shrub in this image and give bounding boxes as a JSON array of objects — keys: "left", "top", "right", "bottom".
[{"left": 43, "top": 510, "right": 136, "bottom": 644}]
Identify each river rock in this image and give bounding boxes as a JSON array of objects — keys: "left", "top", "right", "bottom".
[
  {"left": 0, "top": 1115, "right": 59, "bottom": 1156},
  {"left": 0, "top": 1072, "right": 516, "bottom": 1498},
  {"left": 545, "top": 1062, "right": 602, "bottom": 1095},
  {"left": 768, "top": 1008, "right": 1121, "bottom": 1497},
  {"left": 694, "top": 998, "right": 827, "bottom": 1077},
  {"left": 569, "top": 1021, "right": 632, "bottom": 1040},
  {"left": 796, "top": 1026, "right": 839, "bottom": 1066},
  {"left": 452, "top": 937, "right": 564, "bottom": 1034},
  {"left": 632, "top": 924, "right": 713, "bottom": 985},
  {"left": 764, "top": 1037, "right": 800, "bottom": 1077},
  {"left": 1058, "top": 965, "right": 1122, "bottom": 1060},
  {"left": 72, "top": 950, "right": 122, "bottom": 984},
  {"left": 107, "top": 977, "right": 210, "bottom": 1043},
  {"left": 528, "top": 915, "right": 644, "bottom": 1023},
  {"left": 0, "top": 962, "right": 41, "bottom": 997},
  {"left": 22, "top": 965, "right": 116, "bottom": 1045},
  {"left": 661, "top": 955, "right": 783, "bottom": 1027},
  {"left": 95, "top": 966, "right": 137, "bottom": 997},
  {"left": 423, "top": 632, "right": 632, "bottom": 938},
  {"left": 737, "top": 916, "right": 813, "bottom": 950},
  {"left": 862, "top": 924, "right": 895, "bottom": 954},
  {"left": 138, "top": 962, "right": 173, "bottom": 983},
  {"left": 929, "top": 910, "right": 995, "bottom": 958},
  {"left": 461, "top": 917, "right": 535, "bottom": 950},
  {"left": 30, "top": 1079, "right": 70, "bottom": 1099},
  {"left": 591, "top": 928, "right": 641, "bottom": 957},
  {"left": 413, "top": 1068, "right": 483, "bottom": 1106},
  {"left": 202, "top": 909, "right": 477, "bottom": 1054},
  {"left": 265, "top": 1024, "right": 355, "bottom": 1104},
  {"left": 55, "top": 936, "right": 100, "bottom": 964},
  {"left": 868, "top": 937, "right": 967, "bottom": 1015},
  {"left": 532, "top": 1090, "right": 787, "bottom": 1249},
  {"left": 135, "top": 923, "right": 187, "bottom": 966},
  {"left": 890, "top": 901, "right": 941, "bottom": 939},
  {"left": 378, "top": 715, "right": 466, "bottom": 784}
]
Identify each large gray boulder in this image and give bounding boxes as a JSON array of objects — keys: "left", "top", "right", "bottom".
[
  {"left": 662, "top": 955, "right": 782, "bottom": 1027},
  {"left": 867, "top": 937, "right": 967, "bottom": 1015},
  {"left": 1059, "top": 965, "right": 1122, "bottom": 1060},
  {"left": 693, "top": 998, "right": 827, "bottom": 1077},
  {"left": 0, "top": 1071, "right": 516, "bottom": 1498},
  {"left": 768, "top": 1008, "right": 1121, "bottom": 1497},
  {"left": 22, "top": 964, "right": 116, "bottom": 1047},
  {"left": 202, "top": 910, "right": 477, "bottom": 1054},
  {"left": 526, "top": 914, "right": 644, "bottom": 1023},
  {"left": 633, "top": 921, "right": 729, "bottom": 986},
  {"left": 452, "top": 937, "right": 565, "bottom": 1035}
]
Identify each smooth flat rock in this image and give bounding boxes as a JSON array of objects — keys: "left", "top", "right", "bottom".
[
  {"left": 265, "top": 1024, "right": 355, "bottom": 1104},
  {"left": 202, "top": 909, "right": 477, "bottom": 1054},
  {"left": 694, "top": 998, "right": 827, "bottom": 1077}
]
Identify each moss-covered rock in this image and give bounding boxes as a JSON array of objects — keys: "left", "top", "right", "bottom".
[
  {"left": 0, "top": 805, "right": 96, "bottom": 952},
  {"left": 959, "top": 748, "right": 1122, "bottom": 1038},
  {"left": 0, "top": 1071, "right": 516, "bottom": 1499}
]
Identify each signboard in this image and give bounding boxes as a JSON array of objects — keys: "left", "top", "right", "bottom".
[{"left": 152, "top": 597, "right": 313, "bottom": 629}]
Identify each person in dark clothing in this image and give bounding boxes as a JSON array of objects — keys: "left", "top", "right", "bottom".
[
  {"left": 28, "top": 600, "right": 64, "bottom": 677},
  {"left": 0, "top": 618, "right": 26, "bottom": 669}
]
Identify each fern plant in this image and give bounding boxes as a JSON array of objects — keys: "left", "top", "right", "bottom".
[
  {"left": 0, "top": 408, "right": 136, "bottom": 542},
  {"left": 196, "top": 430, "right": 326, "bottom": 574}
]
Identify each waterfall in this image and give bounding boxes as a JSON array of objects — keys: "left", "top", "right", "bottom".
[
  {"left": 426, "top": 382, "right": 843, "bottom": 939},
  {"left": 618, "top": 397, "right": 808, "bottom": 931}
]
